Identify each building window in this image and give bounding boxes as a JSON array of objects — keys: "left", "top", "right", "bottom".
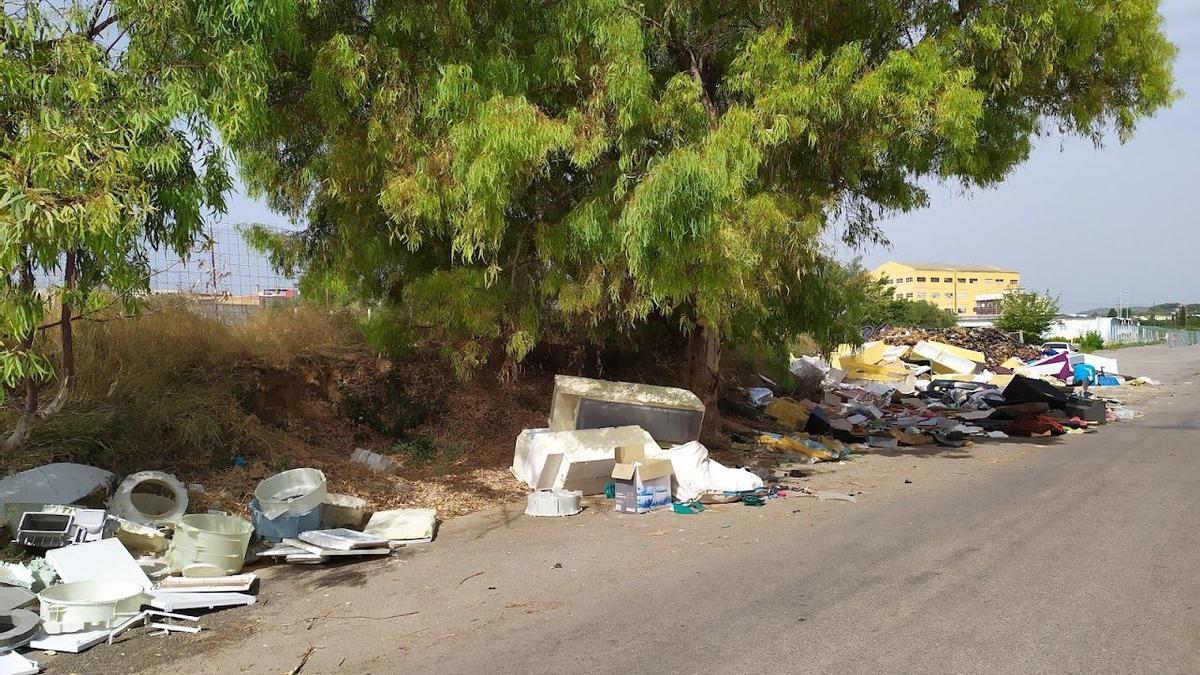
[
  {"left": 931, "top": 293, "right": 940, "bottom": 298},
  {"left": 969, "top": 278, "right": 977, "bottom": 283},
  {"left": 895, "top": 294, "right": 903, "bottom": 301},
  {"left": 906, "top": 293, "right": 914, "bottom": 298},
  {"left": 916, "top": 276, "right": 926, "bottom": 282},
  {"left": 957, "top": 308, "right": 965, "bottom": 314},
  {"left": 1009, "top": 279, "right": 1018, "bottom": 285},
  {"left": 916, "top": 292, "right": 926, "bottom": 298},
  {"left": 945, "top": 292, "right": 954, "bottom": 298},
  {"left": 958, "top": 277, "right": 966, "bottom": 283},
  {"left": 905, "top": 277, "right": 914, "bottom": 283}
]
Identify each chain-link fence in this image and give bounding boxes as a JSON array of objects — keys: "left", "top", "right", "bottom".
[
  {"left": 146, "top": 223, "right": 298, "bottom": 324},
  {"left": 1125, "top": 324, "right": 1200, "bottom": 346}
]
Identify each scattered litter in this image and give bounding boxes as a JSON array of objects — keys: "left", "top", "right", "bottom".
[
  {"left": 38, "top": 580, "right": 146, "bottom": 634},
  {"left": 155, "top": 573, "right": 257, "bottom": 593},
  {"left": 145, "top": 592, "right": 255, "bottom": 612},
  {"left": 281, "top": 539, "right": 389, "bottom": 557},
  {"left": 28, "top": 628, "right": 110, "bottom": 653},
  {"left": 812, "top": 490, "right": 857, "bottom": 503},
  {"left": 0, "top": 652, "right": 39, "bottom": 675},
  {"left": 0, "top": 463, "right": 116, "bottom": 512},
  {"left": 320, "top": 493, "right": 366, "bottom": 528},
  {"left": 109, "top": 471, "right": 188, "bottom": 526},
  {"left": 363, "top": 509, "right": 437, "bottom": 545},
  {"left": 0, "top": 587, "right": 35, "bottom": 613},
  {"left": 253, "top": 469, "right": 326, "bottom": 521},
  {"left": 524, "top": 489, "right": 583, "bottom": 517},
  {"left": 298, "top": 529, "right": 388, "bottom": 550},
  {"left": 747, "top": 387, "right": 774, "bottom": 407},
  {"left": 46, "top": 538, "right": 152, "bottom": 591},
  {"left": 0, "top": 609, "right": 39, "bottom": 652},
  {"left": 166, "top": 514, "right": 254, "bottom": 575},
  {"left": 250, "top": 497, "right": 321, "bottom": 542},
  {"left": 611, "top": 445, "right": 673, "bottom": 514},
  {"left": 350, "top": 448, "right": 398, "bottom": 473},
  {"left": 149, "top": 622, "right": 201, "bottom": 634}
]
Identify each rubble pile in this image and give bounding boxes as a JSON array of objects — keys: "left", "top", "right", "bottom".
[{"left": 878, "top": 326, "right": 1041, "bottom": 367}]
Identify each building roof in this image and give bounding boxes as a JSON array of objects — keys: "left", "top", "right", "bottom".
[{"left": 877, "top": 261, "right": 1019, "bottom": 274}]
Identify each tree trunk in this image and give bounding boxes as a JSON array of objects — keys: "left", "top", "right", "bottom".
[
  {"left": 686, "top": 320, "right": 722, "bottom": 445},
  {"left": 2, "top": 261, "right": 39, "bottom": 453},
  {"left": 41, "top": 250, "right": 77, "bottom": 417}
]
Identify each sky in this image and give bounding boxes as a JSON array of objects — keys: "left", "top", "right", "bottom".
[
  {"left": 840, "top": 0, "right": 1200, "bottom": 314},
  {"left": 214, "top": 1, "right": 1198, "bottom": 310}
]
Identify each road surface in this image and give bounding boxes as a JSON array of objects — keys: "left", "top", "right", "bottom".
[{"left": 86, "top": 345, "right": 1200, "bottom": 674}]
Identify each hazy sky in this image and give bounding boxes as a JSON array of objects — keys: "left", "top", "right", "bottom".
[
  {"left": 218, "top": 1, "right": 1197, "bottom": 310},
  {"left": 843, "top": 0, "right": 1199, "bottom": 313}
]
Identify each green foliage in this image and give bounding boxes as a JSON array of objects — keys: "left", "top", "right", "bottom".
[
  {"left": 860, "top": 276, "right": 956, "bottom": 328},
  {"left": 1106, "top": 308, "right": 1118, "bottom": 317},
  {"left": 212, "top": 0, "right": 1174, "bottom": 375},
  {"left": 995, "top": 290, "right": 1062, "bottom": 343},
  {"left": 0, "top": 1, "right": 286, "bottom": 443},
  {"left": 1079, "top": 330, "right": 1105, "bottom": 352}
]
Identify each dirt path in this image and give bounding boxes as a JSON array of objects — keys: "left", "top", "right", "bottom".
[{"left": 48, "top": 345, "right": 1195, "bottom": 674}]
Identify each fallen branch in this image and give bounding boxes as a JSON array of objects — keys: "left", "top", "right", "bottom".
[{"left": 458, "top": 571, "right": 484, "bottom": 586}]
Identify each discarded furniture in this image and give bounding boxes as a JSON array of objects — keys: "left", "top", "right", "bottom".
[
  {"left": 512, "top": 425, "right": 656, "bottom": 494},
  {"left": 549, "top": 375, "right": 705, "bottom": 444}
]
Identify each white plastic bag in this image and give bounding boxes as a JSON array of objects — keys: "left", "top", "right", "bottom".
[{"left": 649, "top": 441, "right": 763, "bottom": 502}]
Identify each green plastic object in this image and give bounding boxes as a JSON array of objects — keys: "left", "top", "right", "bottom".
[{"left": 603, "top": 481, "right": 615, "bottom": 499}]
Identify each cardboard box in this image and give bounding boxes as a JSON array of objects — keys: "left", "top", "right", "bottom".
[{"left": 610, "top": 445, "right": 673, "bottom": 514}]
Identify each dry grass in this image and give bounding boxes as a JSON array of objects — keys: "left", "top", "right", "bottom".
[{"left": 0, "top": 301, "right": 549, "bottom": 519}]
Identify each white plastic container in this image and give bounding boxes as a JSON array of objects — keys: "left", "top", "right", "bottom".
[
  {"left": 525, "top": 489, "right": 583, "bottom": 517},
  {"left": 167, "top": 513, "right": 254, "bottom": 574},
  {"left": 38, "top": 580, "right": 145, "bottom": 634},
  {"left": 253, "top": 468, "right": 326, "bottom": 520}
]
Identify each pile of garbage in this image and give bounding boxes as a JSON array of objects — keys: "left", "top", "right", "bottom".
[
  {"left": 511, "top": 375, "right": 768, "bottom": 515},
  {"left": 877, "top": 326, "right": 1041, "bottom": 367},
  {"left": 736, "top": 335, "right": 1148, "bottom": 468},
  {"left": 0, "top": 462, "right": 436, "bottom": 669}
]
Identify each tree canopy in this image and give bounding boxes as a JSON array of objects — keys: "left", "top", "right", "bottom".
[
  {"left": 0, "top": 1, "right": 288, "bottom": 448},
  {"left": 995, "top": 289, "right": 1061, "bottom": 341},
  {"left": 234, "top": 0, "right": 1174, "bottom": 385}
]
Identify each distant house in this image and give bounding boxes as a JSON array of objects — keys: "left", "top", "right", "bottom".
[{"left": 871, "top": 261, "right": 1021, "bottom": 317}]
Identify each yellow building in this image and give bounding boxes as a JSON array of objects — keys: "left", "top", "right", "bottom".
[{"left": 870, "top": 261, "right": 1021, "bottom": 317}]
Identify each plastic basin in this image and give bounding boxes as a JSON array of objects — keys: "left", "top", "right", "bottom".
[
  {"left": 167, "top": 513, "right": 254, "bottom": 574},
  {"left": 38, "top": 580, "right": 145, "bottom": 634}
]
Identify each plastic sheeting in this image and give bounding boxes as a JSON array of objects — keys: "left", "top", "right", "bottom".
[{"left": 648, "top": 441, "right": 763, "bottom": 503}]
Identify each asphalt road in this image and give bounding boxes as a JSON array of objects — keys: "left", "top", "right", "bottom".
[{"left": 126, "top": 345, "right": 1200, "bottom": 675}]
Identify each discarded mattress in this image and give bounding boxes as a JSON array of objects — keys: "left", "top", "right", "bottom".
[
  {"left": 512, "top": 425, "right": 657, "bottom": 494},
  {"left": 647, "top": 441, "right": 763, "bottom": 503},
  {"left": 548, "top": 375, "right": 704, "bottom": 444}
]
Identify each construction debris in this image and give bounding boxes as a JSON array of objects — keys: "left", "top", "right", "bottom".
[{"left": 878, "top": 326, "right": 1041, "bottom": 367}]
